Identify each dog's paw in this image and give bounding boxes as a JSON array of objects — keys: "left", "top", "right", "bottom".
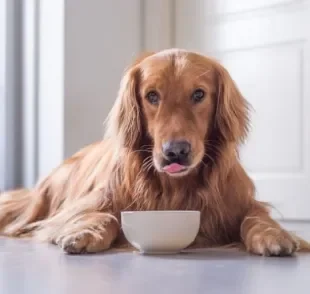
[
  {"left": 55, "top": 231, "right": 111, "bottom": 254},
  {"left": 248, "top": 228, "right": 299, "bottom": 256}
]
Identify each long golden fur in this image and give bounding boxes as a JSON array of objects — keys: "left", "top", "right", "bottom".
[{"left": 0, "top": 49, "right": 309, "bottom": 255}]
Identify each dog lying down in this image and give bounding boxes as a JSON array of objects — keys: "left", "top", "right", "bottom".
[{"left": 0, "top": 49, "right": 309, "bottom": 255}]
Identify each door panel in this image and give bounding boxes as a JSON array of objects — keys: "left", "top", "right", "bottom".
[{"left": 175, "top": 0, "right": 310, "bottom": 219}]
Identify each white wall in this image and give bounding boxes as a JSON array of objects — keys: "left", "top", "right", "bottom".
[
  {"left": 36, "top": 0, "right": 143, "bottom": 179},
  {"left": 64, "top": 0, "right": 142, "bottom": 158}
]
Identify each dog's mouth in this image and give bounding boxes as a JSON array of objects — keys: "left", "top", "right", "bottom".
[
  {"left": 153, "top": 151, "right": 203, "bottom": 177},
  {"left": 163, "top": 163, "right": 187, "bottom": 173},
  {"left": 161, "top": 163, "right": 191, "bottom": 177}
]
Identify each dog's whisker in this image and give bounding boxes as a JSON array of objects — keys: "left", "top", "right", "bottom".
[{"left": 128, "top": 149, "right": 152, "bottom": 155}]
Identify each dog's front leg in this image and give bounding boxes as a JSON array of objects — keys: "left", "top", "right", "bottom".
[
  {"left": 55, "top": 212, "right": 119, "bottom": 254},
  {"left": 33, "top": 190, "right": 120, "bottom": 254},
  {"left": 240, "top": 203, "right": 298, "bottom": 256}
]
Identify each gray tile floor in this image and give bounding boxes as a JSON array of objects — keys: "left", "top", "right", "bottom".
[{"left": 0, "top": 234, "right": 310, "bottom": 294}]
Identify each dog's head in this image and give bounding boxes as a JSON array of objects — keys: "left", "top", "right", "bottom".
[{"left": 108, "top": 49, "right": 249, "bottom": 177}]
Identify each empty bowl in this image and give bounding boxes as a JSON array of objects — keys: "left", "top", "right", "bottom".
[{"left": 121, "top": 210, "right": 200, "bottom": 254}]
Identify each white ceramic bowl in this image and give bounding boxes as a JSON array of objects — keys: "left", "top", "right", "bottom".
[{"left": 121, "top": 210, "right": 200, "bottom": 254}]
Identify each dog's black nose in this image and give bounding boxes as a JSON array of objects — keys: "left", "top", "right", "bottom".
[{"left": 162, "top": 140, "right": 191, "bottom": 163}]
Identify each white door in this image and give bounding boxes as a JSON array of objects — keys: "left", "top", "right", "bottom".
[{"left": 175, "top": 0, "right": 310, "bottom": 220}]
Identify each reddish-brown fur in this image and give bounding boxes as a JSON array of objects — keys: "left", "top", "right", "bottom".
[{"left": 0, "top": 49, "right": 309, "bottom": 255}]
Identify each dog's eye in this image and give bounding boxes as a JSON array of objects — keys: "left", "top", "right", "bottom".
[
  {"left": 146, "top": 91, "right": 160, "bottom": 105},
  {"left": 191, "top": 89, "right": 205, "bottom": 103}
]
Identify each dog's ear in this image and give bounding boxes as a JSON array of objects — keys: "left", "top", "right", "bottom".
[
  {"left": 105, "top": 52, "right": 155, "bottom": 149},
  {"left": 214, "top": 64, "right": 250, "bottom": 144},
  {"left": 115, "top": 66, "right": 142, "bottom": 149}
]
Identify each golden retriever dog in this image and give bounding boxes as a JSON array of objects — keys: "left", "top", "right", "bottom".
[{"left": 0, "top": 49, "right": 309, "bottom": 255}]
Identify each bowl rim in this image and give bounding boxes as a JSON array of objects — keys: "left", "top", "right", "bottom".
[{"left": 121, "top": 210, "right": 201, "bottom": 215}]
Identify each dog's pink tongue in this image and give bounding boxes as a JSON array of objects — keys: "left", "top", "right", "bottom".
[{"left": 163, "top": 163, "right": 185, "bottom": 173}]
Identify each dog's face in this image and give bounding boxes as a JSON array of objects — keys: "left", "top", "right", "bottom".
[
  {"left": 139, "top": 51, "right": 216, "bottom": 176},
  {"left": 113, "top": 49, "right": 249, "bottom": 177}
]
